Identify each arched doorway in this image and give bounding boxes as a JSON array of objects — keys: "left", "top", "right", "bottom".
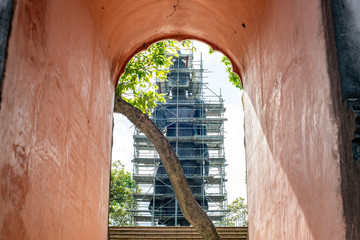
[
  {"left": 0, "top": 0, "right": 354, "bottom": 239},
  {"left": 111, "top": 40, "right": 246, "bottom": 227}
]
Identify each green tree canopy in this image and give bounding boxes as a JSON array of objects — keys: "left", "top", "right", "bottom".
[
  {"left": 225, "top": 197, "right": 248, "bottom": 227},
  {"left": 208, "top": 47, "right": 243, "bottom": 90},
  {"left": 115, "top": 40, "right": 194, "bottom": 114},
  {"left": 109, "top": 160, "right": 139, "bottom": 226}
]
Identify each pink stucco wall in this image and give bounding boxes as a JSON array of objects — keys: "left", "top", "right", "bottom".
[
  {"left": 0, "top": 0, "right": 113, "bottom": 239},
  {"left": 243, "top": 1, "right": 346, "bottom": 239},
  {"left": 0, "top": 0, "right": 350, "bottom": 239}
]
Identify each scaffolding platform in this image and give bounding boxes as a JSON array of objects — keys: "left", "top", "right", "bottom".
[{"left": 133, "top": 174, "right": 226, "bottom": 184}]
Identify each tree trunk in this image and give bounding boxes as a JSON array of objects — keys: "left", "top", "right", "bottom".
[{"left": 114, "top": 97, "right": 221, "bottom": 240}]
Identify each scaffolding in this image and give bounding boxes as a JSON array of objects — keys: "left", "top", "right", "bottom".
[{"left": 132, "top": 50, "right": 228, "bottom": 226}]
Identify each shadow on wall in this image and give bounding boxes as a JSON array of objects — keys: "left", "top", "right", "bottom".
[
  {"left": 243, "top": 89, "right": 339, "bottom": 239},
  {"left": 331, "top": 0, "right": 360, "bottom": 239}
]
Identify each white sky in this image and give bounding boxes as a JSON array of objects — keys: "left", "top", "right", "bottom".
[{"left": 111, "top": 40, "right": 247, "bottom": 203}]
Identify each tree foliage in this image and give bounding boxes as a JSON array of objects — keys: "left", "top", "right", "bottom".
[
  {"left": 109, "top": 160, "right": 139, "bottom": 226},
  {"left": 221, "top": 56, "right": 243, "bottom": 90},
  {"left": 209, "top": 47, "right": 243, "bottom": 90},
  {"left": 225, "top": 197, "right": 248, "bottom": 227},
  {"left": 115, "top": 40, "right": 194, "bottom": 114}
]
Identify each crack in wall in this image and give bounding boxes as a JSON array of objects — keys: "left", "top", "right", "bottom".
[{"left": 166, "top": 0, "right": 180, "bottom": 19}]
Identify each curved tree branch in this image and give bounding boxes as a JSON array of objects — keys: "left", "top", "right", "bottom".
[{"left": 114, "top": 96, "right": 221, "bottom": 240}]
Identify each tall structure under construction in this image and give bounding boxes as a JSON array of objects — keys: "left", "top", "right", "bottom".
[{"left": 132, "top": 50, "right": 227, "bottom": 226}]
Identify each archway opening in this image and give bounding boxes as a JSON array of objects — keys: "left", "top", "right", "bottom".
[
  {"left": 111, "top": 40, "right": 247, "bottom": 227},
  {"left": 0, "top": 1, "right": 349, "bottom": 239}
]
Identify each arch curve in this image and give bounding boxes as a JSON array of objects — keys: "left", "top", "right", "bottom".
[
  {"left": 86, "top": 0, "right": 256, "bottom": 86},
  {"left": 112, "top": 34, "right": 242, "bottom": 85}
]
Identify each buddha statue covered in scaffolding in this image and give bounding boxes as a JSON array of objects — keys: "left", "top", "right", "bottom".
[{"left": 149, "top": 52, "right": 209, "bottom": 226}]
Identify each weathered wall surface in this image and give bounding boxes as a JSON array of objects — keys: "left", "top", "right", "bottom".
[
  {"left": 243, "top": 0, "right": 346, "bottom": 239},
  {"left": 0, "top": 0, "right": 355, "bottom": 239},
  {"left": 0, "top": 0, "right": 113, "bottom": 239}
]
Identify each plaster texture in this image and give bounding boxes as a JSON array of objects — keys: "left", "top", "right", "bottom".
[
  {"left": 0, "top": 0, "right": 113, "bottom": 239},
  {"left": 241, "top": 0, "right": 348, "bottom": 238},
  {"left": 0, "top": 0, "right": 356, "bottom": 239}
]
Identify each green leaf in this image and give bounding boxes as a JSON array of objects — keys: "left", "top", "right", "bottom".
[
  {"left": 208, "top": 47, "right": 214, "bottom": 54},
  {"left": 220, "top": 55, "right": 242, "bottom": 90}
]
